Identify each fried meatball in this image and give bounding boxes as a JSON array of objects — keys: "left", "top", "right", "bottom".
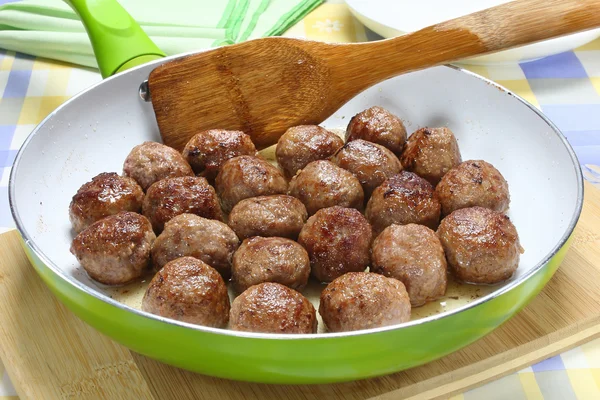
[
  {"left": 142, "top": 257, "right": 229, "bottom": 327},
  {"left": 319, "top": 272, "right": 411, "bottom": 332},
  {"left": 331, "top": 139, "right": 402, "bottom": 197},
  {"left": 371, "top": 224, "right": 447, "bottom": 306},
  {"left": 229, "top": 283, "right": 317, "bottom": 334},
  {"left": 365, "top": 171, "right": 441, "bottom": 234},
  {"left": 182, "top": 129, "right": 257, "bottom": 181},
  {"left": 69, "top": 172, "right": 144, "bottom": 234},
  {"left": 232, "top": 237, "right": 310, "bottom": 293},
  {"left": 142, "top": 176, "right": 223, "bottom": 233},
  {"left": 227, "top": 195, "right": 307, "bottom": 240},
  {"left": 298, "top": 206, "right": 372, "bottom": 283},
  {"left": 70, "top": 212, "right": 155, "bottom": 285},
  {"left": 346, "top": 106, "right": 407, "bottom": 155},
  {"left": 215, "top": 155, "right": 288, "bottom": 213},
  {"left": 400, "top": 127, "right": 462, "bottom": 186},
  {"left": 436, "top": 160, "right": 510, "bottom": 216},
  {"left": 123, "top": 141, "right": 193, "bottom": 191},
  {"left": 151, "top": 214, "right": 239, "bottom": 279},
  {"left": 275, "top": 125, "right": 344, "bottom": 178},
  {"left": 437, "top": 207, "right": 523, "bottom": 284},
  {"left": 288, "top": 160, "right": 364, "bottom": 215}
]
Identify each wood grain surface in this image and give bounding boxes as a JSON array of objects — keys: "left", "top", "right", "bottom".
[
  {"left": 148, "top": 0, "right": 600, "bottom": 151},
  {"left": 0, "top": 182, "right": 599, "bottom": 400}
]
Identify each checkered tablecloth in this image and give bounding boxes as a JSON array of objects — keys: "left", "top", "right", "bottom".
[{"left": 1, "top": 2, "right": 600, "bottom": 399}]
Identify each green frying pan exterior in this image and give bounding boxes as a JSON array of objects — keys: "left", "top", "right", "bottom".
[
  {"left": 20, "top": 235, "right": 572, "bottom": 384},
  {"left": 21, "top": 0, "right": 577, "bottom": 385}
]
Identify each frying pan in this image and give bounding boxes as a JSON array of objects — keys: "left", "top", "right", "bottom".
[{"left": 8, "top": 0, "right": 584, "bottom": 384}]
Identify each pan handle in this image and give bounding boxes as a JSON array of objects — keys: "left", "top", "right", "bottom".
[{"left": 64, "top": 0, "right": 165, "bottom": 78}]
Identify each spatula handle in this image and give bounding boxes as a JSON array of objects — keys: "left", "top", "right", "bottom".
[{"left": 333, "top": 0, "right": 600, "bottom": 90}]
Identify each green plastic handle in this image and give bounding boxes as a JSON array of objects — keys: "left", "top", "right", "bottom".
[{"left": 64, "top": 0, "right": 165, "bottom": 78}]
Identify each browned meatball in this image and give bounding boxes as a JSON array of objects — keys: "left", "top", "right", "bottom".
[
  {"left": 275, "top": 125, "right": 344, "bottom": 178},
  {"left": 437, "top": 207, "right": 523, "bottom": 284},
  {"left": 365, "top": 171, "right": 441, "bottom": 234},
  {"left": 298, "top": 206, "right": 372, "bottom": 283},
  {"left": 69, "top": 172, "right": 144, "bottom": 234},
  {"left": 182, "top": 129, "right": 257, "bottom": 181},
  {"left": 436, "top": 160, "right": 510, "bottom": 216},
  {"left": 232, "top": 237, "right": 310, "bottom": 293},
  {"left": 123, "top": 141, "right": 193, "bottom": 191},
  {"left": 288, "top": 160, "right": 364, "bottom": 215},
  {"left": 346, "top": 106, "right": 407, "bottom": 155},
  {"left": 142, "top": 257, "right": 229, "bottom": 327},
  {"left": 142, "top": 176, "right": 223, "bottom": 233},
  {"left": 151, "top": 214, "right": 239, "bottom": 279},
  {"left": 215, "top": 155, "right": 288, "bottom": 213},
  {"left": 228, "top": 195, "right": 307, "bottom": 240},
  {"left": 371, "top": 224, "right": 447, "bottom": 306},
  {"left": 400, "top": 127, "right": 462, "bottom": 186},
  {"left": 319, "top": 272, "right": 411, "bottom": 332},
  {"left": 229, "top": 283, "right": 317, "bottom": 334},
  {"left": 70, "top": 212, "right": 155, "bottom": 285},
  {"left": 331, "top": 139, "right": 402, "bottom": 197}
]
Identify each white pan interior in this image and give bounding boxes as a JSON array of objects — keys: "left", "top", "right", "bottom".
[{"left": 9, "top": 62, "right": 583, "bottom": 329}]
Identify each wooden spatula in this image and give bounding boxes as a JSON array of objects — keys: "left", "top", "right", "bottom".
[{"left": 148, "top": 0, "right": 600, "bottom": 151}]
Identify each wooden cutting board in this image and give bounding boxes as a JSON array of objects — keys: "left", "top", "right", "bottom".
[{"left": 0, "top": 182, "right": 599, "bottom": 400}]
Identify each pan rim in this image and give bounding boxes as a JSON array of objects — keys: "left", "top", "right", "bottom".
[{"left": 8, "top": 53, "right": 584, "bottom": 340}]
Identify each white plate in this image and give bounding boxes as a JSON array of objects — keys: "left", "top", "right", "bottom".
[{"left": 345, "top": 0, "right": 600, "bottom": 64}]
